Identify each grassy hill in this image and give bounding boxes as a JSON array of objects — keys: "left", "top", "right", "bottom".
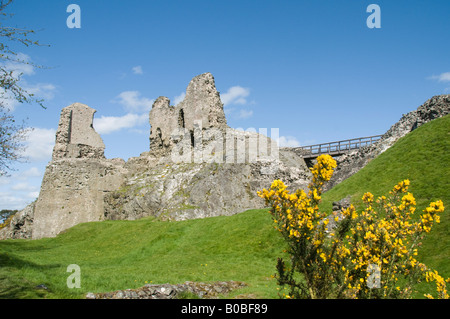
[
  {"left": 320, "top": 114, "right": 450, "bottom": 296},
  {"left": 0, "top": 115, "right": 448, "bottom": 299},
  {"left": 0, "top": 209, "right": 285, "bottom": 299}
]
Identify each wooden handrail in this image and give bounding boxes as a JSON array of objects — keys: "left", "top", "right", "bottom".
[{"left": 299, "top": 135, "right": 383, "bottom": 158}]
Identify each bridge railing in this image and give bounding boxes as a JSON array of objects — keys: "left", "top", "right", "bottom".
[{"left": 300, "top": 135, "right": 383, "bottom": 158}]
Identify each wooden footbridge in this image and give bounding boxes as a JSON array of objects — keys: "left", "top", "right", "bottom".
[{"left": 299, "top": 135, "right": 383, "bottom": 159}]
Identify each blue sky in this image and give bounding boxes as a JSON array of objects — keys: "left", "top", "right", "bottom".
[{"left": 1, "top": 0, "right": 449, "bottom": 210}]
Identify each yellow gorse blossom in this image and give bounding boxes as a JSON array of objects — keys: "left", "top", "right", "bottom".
[
  {"left": 425, "top": 270, "right": 449, "bottom": 299},
  {"left": 258, "top": 154, "right": 447, "bottom": 299},
  {"left": 362, "top": 192, "right": 374, "bottom": 204}
]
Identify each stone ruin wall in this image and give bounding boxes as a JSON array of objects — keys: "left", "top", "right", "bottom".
[
  {"left": 32, "top": 103, "right": 126, "bottom": 239},
  {"left": 1, "top": 72, "right": 312, "bottom": 239},
  {"left": 1, "top": 72, "right": 448, "bottom": 240}
]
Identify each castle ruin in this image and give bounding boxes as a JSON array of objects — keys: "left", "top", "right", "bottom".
[
  {"left": 1, "top": 73, "right": 449, "bottom": 240},
  {"left": 5, "top": 73, "right": 312, "bottom": 239}
]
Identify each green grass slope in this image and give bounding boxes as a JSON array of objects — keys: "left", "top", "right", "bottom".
[
  {"left": 0, "top": 209, "right": 285, "bottom": 299},
  {"left": 0, "top": 115, "right": 448, "bottom": 299},
  {"left": 320, "top": 114, "right": 450, "bottom": 290}
]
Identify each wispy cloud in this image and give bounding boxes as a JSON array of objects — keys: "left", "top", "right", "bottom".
[
  {"left": 94, "top": 113, "right": 148, "bottom": 135},
  {"left": 25, "top": 83, "right": 56, "bottom": 100},
  {"left": 21, "top": 128, "right": 56, "bottom": 162},
  {"left": 100, "top": 90, "right": 153, "bottom": 135},
  {"left": 429, "top": 72, "right": 450, "bottom": 83},
  {"left": 0, "top": 165, "right": 44, "bottom": 210},
  {"left": 238, "top": 109, "right": 253, "bottom": 119},
  {"left": 20, "top": 167, "right": 42, "bottom": 178},
  {"left": 0, "top": 53, "right": 57, "bottom": 111},
  {"left": 0, "top": 191, "right": 32, "bottom": 210},
  {"left": 221, "top": 85, "right": 254, "bottom": 120},
  {"left": 221, "top": 86, "right": 250, "bottom": 106},
  {"left": 11, "top": 182, "right": 38, "bottom": 192},
  {"left": 173, "top": 92, "right": 186, "bottom": 105},
  {"left": 114, "top": 91, "right": 154, "bottom": 112},
  {"left": 277, "top": 136, "right": 301, "bottom": 147},
  {"left": 2, "top": 53, "right": 35, "bottom": 77},
  {"left": 132, "top": 65, "right": 143, "bottom": 75}
]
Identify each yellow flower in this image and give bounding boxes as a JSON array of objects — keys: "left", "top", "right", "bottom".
[
  {"left": 312, "top": 189, "right": 321, "bottom": 201},
  {"left": 362, "top": 192, "right": 374, "bottom": 203}
]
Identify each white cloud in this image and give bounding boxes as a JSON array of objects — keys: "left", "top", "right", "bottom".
[
  {"left": 25, "top": 83, "right": 56, "bottom": 100},
  {"left": 21, "top": 128, "right": 56, "bottom": 162},
  {"left": 20, "top": 167, "right": 41, "bottom": 178},
  {"left": 2, "top": 53, "right": 35, "bottom": 77},
  {"left": 0, "top": 178, "right": 11, "bottom": 186},
  {"left": 12, "top": 182, "right": 37, "bottom": 192},
  {"left": 238, "top": 109, "right": 253, "bottom": 119},
  {"left": 0, "top": 53, "right": 56, "bottom": 111},
  {"left": 27, "top": 191, "right": 40, "bottom": 199},
  {"left": 0, "top": 192, "right": 28, "bottom": 210},
  {"left": 0, "top": 93, "right": 19, "bottom": 111},
  {"left": 0, "top": 82, "right": 56, "bottom": 111},
  {"left": 132, "top": 66, "right": 143, "bottom": 75},
  {"left": 0, "top": 189, "right": 38, "bottom": 210},
  {"left": 0, "top": 164, "right": 44, "bottom": 210},
  {"left": 297, "top": 139, "right": 317, "bottom": 146},
  {"left": 173, "top": 92, "right": 186, "bottom": 105},
  {"left": 221, "top": 86, "right": 250, "bottom": 106},
  {"left": 277, "top": 136, "right": 301, "bottom": 147},
  {"left": 93, "top": 113, "right": 148, "bottom": 135},
  {"left": 114, "top": 91, "right": 154, "bottom": 112},
  {"left": 224, "top": 107, "right": 234, "bottom": 117},
  {"left": 429, "top": 72, "right": 450, "bottom": 83}
]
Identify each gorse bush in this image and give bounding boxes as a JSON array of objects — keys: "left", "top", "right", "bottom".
[{"left": 258, "top": 154, "right": 448, "bottom": 299}]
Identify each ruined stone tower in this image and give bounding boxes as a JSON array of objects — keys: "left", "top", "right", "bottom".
[
  {"left": 32, "top": 103, "right": 126, "bottom": 239},
  {"left": 52, "top": 103, "right": 105, "bottom": 159},
  {"left": 149, "top": 73, "right": 228, "bottom": 157}
]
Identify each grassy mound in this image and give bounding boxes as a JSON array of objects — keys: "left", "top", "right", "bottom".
[
  {"left": 0, "top": 209, "right": 284, "bottom": 299},
  {"left": 320, "top": 115, "right": 450, "bottom": 295},
  {"left": 0, "top": 115, "right": 447, "bottom": 299}
]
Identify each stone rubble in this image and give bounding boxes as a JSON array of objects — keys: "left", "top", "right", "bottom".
[{"left": 86, "top": 281, "right": 247, "bottom": 299}]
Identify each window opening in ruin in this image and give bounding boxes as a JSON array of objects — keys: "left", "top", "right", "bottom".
[
  {"left": 178, "top": 109, "right": 185, "bottom": 128},
  {"left": 156, "top": 127, "right": 163, "bottom": 146},
  {"left": 190, "top": 129, "right": 195, "bottom": 148}
]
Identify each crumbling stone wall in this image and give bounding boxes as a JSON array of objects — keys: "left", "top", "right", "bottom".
[
  {"left": 105, "top": 73, "right": 311, "bottom": 222},
  {"left": 52, "top": 103, "right": 105, "bottom": 159},
  {"left": 31, "top": 103, "right": 126, "bottom": 239},
  {"left": 1, "top": 73, "right": 311, "bottom": 239},
  {"left": 149, "top": 73, "right": 227, "bottom": 157},
  {"left": 11, "top": 75, "right": 448, "bottom": 240}
]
